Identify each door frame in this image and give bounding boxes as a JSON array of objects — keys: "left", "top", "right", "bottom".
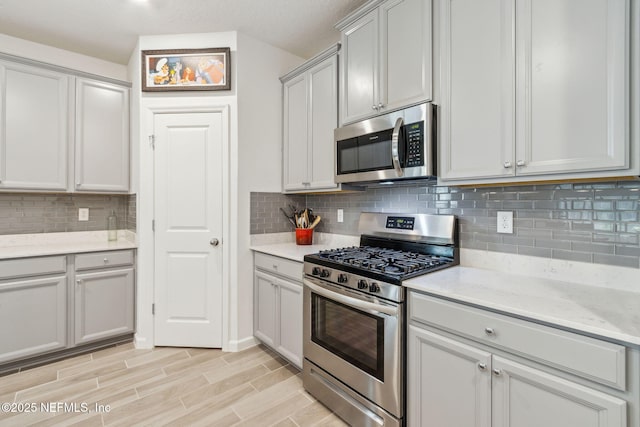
[{"left": 138, "top": 100, "right": 230, "bottom": 351}]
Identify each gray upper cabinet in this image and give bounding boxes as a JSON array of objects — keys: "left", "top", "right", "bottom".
[
  {"left": 0, "top": 60, "right": 70, "bottom": 191},
  {"left": 439, "top": 0, "right": 637, "bottom": 185},
  {"left": 337, "top": 0, "right": 432, "bottom": 125},
  {"left": 75, "top": 78, "right": 130, "bottom": 193},
  {"left": 282, "top": 45, "right": 340, "bottom": 193}
]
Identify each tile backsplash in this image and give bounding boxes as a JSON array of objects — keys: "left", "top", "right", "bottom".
[
  {"left": 0, "top": 193, "right": 137, "bottom": 235},
  {"left": 251, "top": 180, "right": 640, "bottom": 269}
]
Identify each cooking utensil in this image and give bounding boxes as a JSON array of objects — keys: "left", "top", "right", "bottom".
[
  {"left": 309, "top": 215, "right": 321, "bottom": 229},
  {"left": 280, "top": 207, "right": 297, "bottom": 227}
]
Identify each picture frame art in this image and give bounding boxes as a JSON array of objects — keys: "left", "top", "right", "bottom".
[{"left": 141, "top": 48, "right": 231, "bottom": 92}]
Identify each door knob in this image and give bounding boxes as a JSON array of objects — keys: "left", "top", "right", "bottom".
[{"left": 210, "top": 238, "right": 220, "bottom": 246}]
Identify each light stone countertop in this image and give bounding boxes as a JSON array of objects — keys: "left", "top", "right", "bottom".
[
  {"left": 250, "top": 232, "right": 360, "bottom": 262},
  {"left": 0, "top": 230, "right": 137, "bottom": 260},
  {"left": 405, "top": 250, "right": 640, "bottom": 347},
  {"left": 253, "top": 237, "right": 640, "bottom": 346}
]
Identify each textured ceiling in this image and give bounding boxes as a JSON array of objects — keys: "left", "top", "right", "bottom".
[{"left": 0, "top": 0, "right": 368, "bottom": 64}]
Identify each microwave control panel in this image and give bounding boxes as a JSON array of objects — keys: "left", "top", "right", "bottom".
[{"left": 404, "top": 122, "right": 424, "bottom": 167}]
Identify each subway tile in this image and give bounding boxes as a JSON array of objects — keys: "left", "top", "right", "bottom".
[
  {"left": 533, "top": 219, "right": 570, "bottom": 230},
  {"left": 615, "top": 245, "right": 640, "bottom": 257},
  {"left": 517, "top": 246, "right": 552, "bottom": 259},
  {"left": 571, "top": 242, "right": 615, "bottom": 255},
  {"left": 552, "top": 230, "right": 592, "bottom": 242},
  {"left": 487, "top": 243, "right": 518, "bottom": 254},
  {"left": 517, "top": 228, "right": 553, "bottom": 240},
  {"left": 552, "top": 249, "right": 592, "bottom": 263},
  {"left": 534, "top": 239, "right": 571, "bottom": 251},
  {"left": 502, "top": 235, "right": 534, "bottom": 247},
  {"left": 593, "top": 253, "right": 639, "bottom": 269}
]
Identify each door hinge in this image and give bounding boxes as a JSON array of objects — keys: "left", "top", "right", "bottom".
[
  {"left": 152, "top": 303, "right": 155, "bottom": 315},
  {"left": 149, "top": 135, "right": 155, "bottom": 150},
  {"left": 152, "top": 219, "right": 155, "bottom": 232}
]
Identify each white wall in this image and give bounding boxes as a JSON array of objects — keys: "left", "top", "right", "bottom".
[
  {"left": 132, "top": 32, "right": 238, "bottom": 350},
  {"left": 131, "top": 31, "right": 302, "bottom": 351},
  {"left": 0, "top": 33, "right": 127, "bottom": 81},
  {"left": 233, "top": 33, "right": 304, "bottom": 348}
]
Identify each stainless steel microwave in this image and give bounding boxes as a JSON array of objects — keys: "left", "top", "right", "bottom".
[{"left": 335, "top": 103, "right": 435, "bottom": 184}]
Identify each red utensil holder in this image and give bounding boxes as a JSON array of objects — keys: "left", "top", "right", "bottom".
[{"left": 295, "top": 228, "right": 313, "bottom": 245}]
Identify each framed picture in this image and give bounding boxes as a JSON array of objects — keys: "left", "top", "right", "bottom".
[{"left": 141, "top": 48, "right": 231, "bottom": 92}]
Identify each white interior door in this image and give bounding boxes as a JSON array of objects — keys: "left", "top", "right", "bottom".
[{"left": 154, "top": 112, "right": 223, "bottom": 347}]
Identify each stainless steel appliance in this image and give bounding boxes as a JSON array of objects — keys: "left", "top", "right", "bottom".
[
  {"left": 303, "top": 212, "right": 459, "bottom": 427},
  {"left": 335, "top": 103, "right": 436, "bottom": 185}
]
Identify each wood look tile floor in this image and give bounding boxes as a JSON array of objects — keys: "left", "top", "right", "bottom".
[{"left": 0, "top": 344, "right": 349, "bottom": 427}]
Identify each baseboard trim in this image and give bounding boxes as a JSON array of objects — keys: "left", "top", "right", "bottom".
[{"left": 226, "top": 336, "right": 258, "bottom": 352}]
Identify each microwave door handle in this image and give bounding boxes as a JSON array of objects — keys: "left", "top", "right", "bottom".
[{"left": 391, "top": 117, "right": 404, "bottom": 177}]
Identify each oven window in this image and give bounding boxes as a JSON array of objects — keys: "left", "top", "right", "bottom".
[{"left": 311, "top": 294, "right": 384, "bottom": 381}]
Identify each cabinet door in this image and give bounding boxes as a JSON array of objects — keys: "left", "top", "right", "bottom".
[
  {"left": 74, "top": 268, "right": 134, "bottom": 344},
  {"left": 340, "top": 9, "right": 379, "bottom": 125},
  {"left": 515, "top": 0, "right": 628, "bottom": 176},
  {"left": 0, "top": 61, "right": 70, "bottom": 190},
  {"left": 0, "top": 275, "right": 67, "bottom": 363},
  {"left": 492, "top": 356, "right": 627, "bottom": 427},
  {"left": 254, "top": 271, "right": 277, "bottom": 348},
  {"left": 75, "top": 78, "right": 129, "bottom": 192},
  {"left": 308, "top": 56, "right": 339, "bottom": 191},
  {"left": 439, "top": 0, "right": 516, "bottom": 181},
  {"left": 380, "top": 0, "right": 432, "bottom": 111},
  {"left": 277, "top": 278, "right": 303, "bottom": 368},
  {"left": 408, "top": 325, "right": 491, "bottom": 427},
  {"left": 283, "top": 73, "right": 309, "bottom": 191}
]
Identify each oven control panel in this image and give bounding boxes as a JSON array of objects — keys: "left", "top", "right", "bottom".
[
  {"left": 385, "top": 216, "right": 415, "bottom": 230},
  {"left": 304, "top": 263, "right": 403, "bottom": 303}
]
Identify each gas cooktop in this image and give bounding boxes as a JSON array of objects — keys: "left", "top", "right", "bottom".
[{"left": 315, "top": 246, "right": 452, "bottom": 277}]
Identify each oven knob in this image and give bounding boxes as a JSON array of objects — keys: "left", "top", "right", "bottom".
[
  {"left": 357, "top": 279, "right": 368, "bottom": 290},
  {"left": 320, "top": 269, "right": 331, "bottom": 278},
  {"left": 337, "top": 274, "right": 348, "bottom": 284},
  {"left": 369, "top": 283, "right": 380, "bottom": 293},
  {"left": 312, "top": 267, "right": 321, "bottom": 276}
]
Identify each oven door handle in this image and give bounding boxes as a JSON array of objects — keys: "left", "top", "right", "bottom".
[{"left": 304, "top": 279, "right": 398, "bottom": 316}]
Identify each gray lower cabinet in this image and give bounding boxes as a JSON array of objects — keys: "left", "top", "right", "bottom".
[
  {"left": 253, "top": 252, "right": 303, "bottom": 368},
  {"left": 408, "top": 291, "right": 636, "bottom": 427},
  {"left": 0, "top": 250, "right": 136, "bottom": 371},
  {"left": 0, "top": 256, "right": 68, "bottom": 364},
  {"left": 74, "top": 250, "right": 135, "bottom": 344}
]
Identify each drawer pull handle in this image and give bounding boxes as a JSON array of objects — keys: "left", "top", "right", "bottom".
[
  {"left": 484, "top": 327, "right": 495, "bottom": 336},
  {"left": 477, "top": 363, "right": 487, "bottom": 371},
  {"left": 76, "top": 279, "right": 82, "bottom": 286},
  {"left": 104, "top": 258, "right": 109, "bottom": 263},
  {"left": 492, "top": 368, "right": 502, "bottom": 376}
]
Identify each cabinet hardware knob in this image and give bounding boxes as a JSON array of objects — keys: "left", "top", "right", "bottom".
[
  {"left": 503, "top": 161, "right": 512, "bottom": 168},
  {"left": 492, "top": 368, "right": 502, "bottom": 376},
  {"left": 477, "top": 363, "right": 487, "bottom": 371},
  {"left": 76, "top": 279, "right": 82, "bottom": 286},
  {"left": 210, "top": 238, "right": 220, "bottom": 246},
  {"left": 484, "top": 327, "right": 495, "bottom": 335},
  {"left": 516, "top": 160, "right": 526, "bottom": 167},
  {"left": 76, "top": 183, "right": 81, "bottom": 186},
  {"left": 378, "top": 103, "right": 384, "bottom": 110},
  {"left": 103, "top": 258, "right": 109, "bottom": 263}
]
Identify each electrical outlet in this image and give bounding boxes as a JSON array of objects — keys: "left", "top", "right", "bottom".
[
  {"left": 337, "top": 209, "right": 344, "bottom": 223},
  {"left": 78, "top": 208, "right": 89, "bottom": 221},
  {"left": 497, "top": 211, "right": 513, "bottom": 234}
]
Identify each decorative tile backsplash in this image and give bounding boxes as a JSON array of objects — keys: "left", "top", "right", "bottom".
[
  {"left": 0, "top": 193, "right": 137, "bottom": 235},
  {"left": 251, "top": 180, "right": 640, "bottom": 268}
]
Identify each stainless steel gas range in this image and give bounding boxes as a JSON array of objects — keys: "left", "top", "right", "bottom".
[{"left": 302, "top": 212, "right": 459, "bottom": 427}]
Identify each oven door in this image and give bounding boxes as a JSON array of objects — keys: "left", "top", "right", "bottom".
[{"left": 303, "top": 277, "right": 403, "bottom": 417}]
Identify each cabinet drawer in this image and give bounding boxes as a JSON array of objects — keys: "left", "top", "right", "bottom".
[
  {"left": 0, "top": 256, "right": 66, "bottom": 280},
  {"left": 254, "top": 252, "right": 302, "bottom": 282},
  {"left": 75, "top": 250, "right": 134, "bottom": 271},
  {"left": 409, "top": 292, "right": 626, "bottom": 390}
]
